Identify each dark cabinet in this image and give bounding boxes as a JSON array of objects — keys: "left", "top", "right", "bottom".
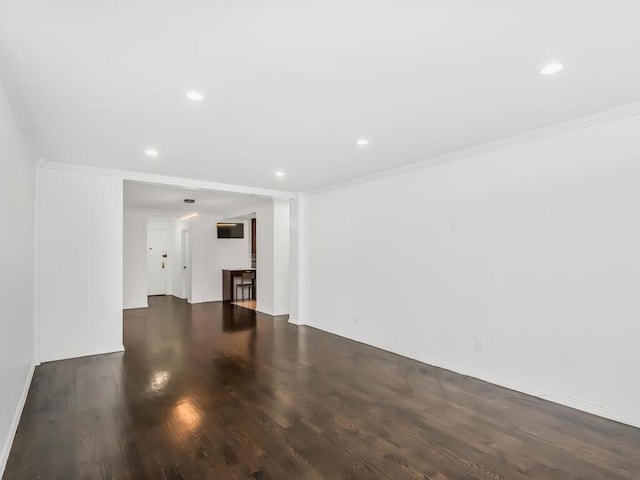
[{"left": 251, "top": 218, "right": 256, "bottom": 255}]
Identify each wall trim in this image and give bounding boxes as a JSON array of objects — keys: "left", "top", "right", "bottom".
[
  {"left": 1, "top": 363, "right": 36, "bottom": 477},
  {"left": 218, "top": 200, "right": 273, "bottom": 222},
  {"left": 307, "top": 100, "right": 640, "bottom": 195},
  {"left": 256, "top": 307, "right": 290, "bottom": 318},
  {"left": 40, "top": 161, "right": 296, "bottom": 199},
  {"left": 37, "top": 102, "right": 640, "bottom": 200},
  {"left": 33, "top": 159, "right": 44, "bottom": 366},
  {"left": 304, "top": 323, "right": 640, "bottom": 430},
  {"left": 411, "top": 353, "right": 640, "bottom": 430},
  {"left": 40, "top": 345, "right": 125, "bottom": 364},
  {"left": 125, "top": 208, "right": 185, "bottom": 218},
  {"left": 123, "top": 302, "right": 149, "bottom": 310}
]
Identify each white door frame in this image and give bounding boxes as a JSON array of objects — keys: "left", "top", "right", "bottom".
[{"left": 181, "top": 229, "right": 191, "bottom": 302}]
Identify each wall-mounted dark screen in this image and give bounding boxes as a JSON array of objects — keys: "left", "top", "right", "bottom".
[{"left": 217, "top": 222, "right": 244, "bottom": 238}]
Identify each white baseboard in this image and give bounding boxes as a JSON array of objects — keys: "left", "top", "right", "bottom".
[
  {"left": 188, "top": 297, "right": 223, "bottom": 304},
  {"left": 123, "top": 301, "right": 148, "bottom": 310},
  {"left": 288, "top": 316, "right": 306, "bottom": 325},
  {"left": 305, "top": 322, "right": 640, "bottom": 430},
  {"left": 411, "top": 352, "right": 640, "bottom": 429},
  {"left": 544, "top": 393, "right": 640, "bottom": 429},
  {"left": 256, "top": 307, "right": 289, "bottom": 317},
  {"left": 40, "top": 344, "right": 125, "bottom": 364},
  {"left": 1, "top": 362, "right": 36, "bottom": 477}
]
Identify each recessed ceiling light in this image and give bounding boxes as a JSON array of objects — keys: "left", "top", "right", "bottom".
[
  {"left": 145, "top": 149, "right": 158, "bottom": 157},
  {"left": 541, "top": 63, "right": 563, "bottom": 75},
  {"left": 186, "top": 91, "right": 204, "bottom": 101},
  {"left": 357, "top": 139, "right": 369, "bottom": 146},
  {"left": 181, "top": 212, "right": 198, "bottom": 220},
  {"left": 275, "top": 171, "right": 285, "bottom": 177}
]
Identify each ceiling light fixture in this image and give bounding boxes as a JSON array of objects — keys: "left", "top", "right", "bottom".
[
  {"left": 356, "top": 139, "right": 369, "bottom": 146},
  {"left": 541, "top": 63, "right": 563, "bottom": 75},
  {"left": 145, "top": 149, "right": 159, "bottom": 157},
  {"left": 186, "top": 91, "right": 204, "bottom": 101},
  {"left": 183, "top": 198, "right": 195, "bottom": 204},
  {"left": 275, "top": 171, "right": 285, "bottom": 177},
  {"left": 181, "top": 213, "right": 198, "bottom": 220}
]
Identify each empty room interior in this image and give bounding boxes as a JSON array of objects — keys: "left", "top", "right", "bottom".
[{"left": 2, "top": 1, "right": 640, "bottom": 479}]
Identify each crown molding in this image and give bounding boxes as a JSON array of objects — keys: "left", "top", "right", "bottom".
[
  {"left": 39, "top": 161, "right": 297, "bottom": 200},
  {"left": 218, "top": 199, "right": 272, "bottom": 221},
  {"left": 124, "top": 208, "right": 197, "bottom": 218},
  {"left": 307, "top": 100, "right": 640, "bottom": 195}
]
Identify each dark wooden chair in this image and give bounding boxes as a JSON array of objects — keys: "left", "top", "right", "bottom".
[{"left": 235, "top": 270, "right": 255, "bottom": 301}]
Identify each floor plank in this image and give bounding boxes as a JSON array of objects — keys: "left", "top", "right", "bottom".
[
  {"left": 4, "top": 296, "right": 640, "bottom": 479},
  {"left": 231, "top": 300, "right": 257, "bottom": 311}
]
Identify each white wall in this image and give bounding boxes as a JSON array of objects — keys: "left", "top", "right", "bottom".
[
  {"left": 214, "top": 218, "right": 252, "bottom": 285},
  {"left": 288, "top": 198, "right": 302, "bottom": 323},
  {"left": 172, "top": 220, "right": 187, "bottom": 300},
  {"left": 123, "top": 210, "right": 148, "bottom": 309},
  {"left": 0, "top": 79, "right": 36, "bottom": 475},
  {"left": 256, "top": 202, "right": 274, "bottom": 314},
  {"left": 304, "top": 113, "right": 640, "bottom": 427},
  {"left": 256, "top": 199, "right": 290, "bottom": 315},
  {"left": 179, "top": 214, "right": 251, "bottom": 304},
  {"left": 39, "top": 168, "right": 124, "bottom": 362},
  {"left": 273, "top": 199, "right": 290, "bottom": 315}
]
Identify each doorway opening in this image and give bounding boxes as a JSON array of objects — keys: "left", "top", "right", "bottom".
[{"left": 123, "top": 180, "right": 291, "bottom": 317}]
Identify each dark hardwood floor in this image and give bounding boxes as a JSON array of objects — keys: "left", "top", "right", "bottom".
[{"left": 4, "top": 296, "right": 640, "bottom": 479}]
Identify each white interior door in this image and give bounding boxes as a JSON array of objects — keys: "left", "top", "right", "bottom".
[
  {"left": 181, "top": 229, "right": 191, "bottom": 301},
  {"left": 147, "top": 228, "right": 170, "bottom": 295}
]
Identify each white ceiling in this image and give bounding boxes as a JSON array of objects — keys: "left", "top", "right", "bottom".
[
  {"left": 124, "top": 181, "right": 265, "bottom": 215},
  {"left": 2, "top": 1, "right": 640, "bottom": 191}
]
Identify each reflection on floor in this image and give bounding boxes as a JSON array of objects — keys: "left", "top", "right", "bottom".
[
  {"left": 5, "top": 296, "right": 640, "bottom": 479},
  {"left": 231, "top": 299, "right": 256, "bottom": 310}
]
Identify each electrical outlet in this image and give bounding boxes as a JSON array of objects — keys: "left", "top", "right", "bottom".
[
  {"left": 352, "top": 317, "right": 359, "bottom": 325},
  {"left": 473, "top": 336, "right": 482, "bottom": 352},
  {"left": 449, "top": 216, "right": 457, "bottom": 231}
]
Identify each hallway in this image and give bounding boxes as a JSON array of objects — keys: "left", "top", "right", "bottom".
[{"left": 4, "top": 297, "right": 640, "bottom": 479}]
